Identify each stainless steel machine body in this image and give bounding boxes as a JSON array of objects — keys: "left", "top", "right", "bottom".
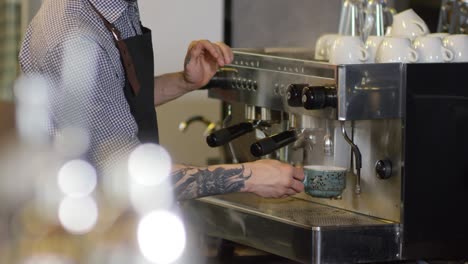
[{"left": 182, "top": 49, "right": 468, "bottom": 263}]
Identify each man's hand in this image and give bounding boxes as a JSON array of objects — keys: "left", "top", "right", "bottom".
[
  {"left": 182, "top": 40, "right": 234, "bottom": 91},
  {"left": 154, "top": 40, "right": 233, "bottom": 106},
  {"left": 243, "top": 160, "right": 305, "bottom": 198}
]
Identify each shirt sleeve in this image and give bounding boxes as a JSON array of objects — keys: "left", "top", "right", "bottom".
[{"left": 40, "top": 35, "right": 140, "bottom": 174}]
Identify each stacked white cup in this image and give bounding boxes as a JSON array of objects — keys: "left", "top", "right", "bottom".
[
  {"left": 391, "top": 9, "right": 429, "bottom": 40},
  {"left": 329, "top": 36, "right": 369, "bottom": 64},
  {"left": 315, "top": 9, "right": 468, "bottom": 64},
  {"left": 372, "top": 9, "right": 468, "bottom": 64},
  {"left": 428, "top": 33, "right": 450, "bottom": 39},
  {"left": 314, "top": 34, "right": 341, "bottom": 61},
  {"left": 375, "top": 9, "right": 428, "bottom": 63},
  {"left": 365, "top": 36, "right": 385, "bottom": 63},
  {"left": 413, "top": 36, "right": 454, "bottom": 63},
  {"left": 375, "top": 37, "right": 419, "bottom": 63},
  {"left": 443, "top": 34, "right": 468, "bottom": 62}
]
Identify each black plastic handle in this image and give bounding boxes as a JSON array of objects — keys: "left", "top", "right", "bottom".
[
  {"left": 250, "top": 129, "right": 298, "bottom": 157},
  {"left": 206, "top": 122, "right": 254, "bottom": 147}
]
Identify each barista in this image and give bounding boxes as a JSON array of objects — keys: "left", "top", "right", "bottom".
[{"left": 19, "top": 0, "right": 305, "bottom": 200}]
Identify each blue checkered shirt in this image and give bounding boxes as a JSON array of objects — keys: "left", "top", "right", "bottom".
[{"left": 19, "top": 0, "right": 145, "bottom": 171}]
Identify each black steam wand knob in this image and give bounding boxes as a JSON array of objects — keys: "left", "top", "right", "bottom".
[
  {"left": 302, "top": 85, "right": 337, "bottom": 110},
  {"left": 287, "top": 84, "right": 308, "bottom": 107}
]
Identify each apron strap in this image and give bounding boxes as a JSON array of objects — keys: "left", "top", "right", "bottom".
[{"left": 87, "top": 0, "right": 141, "bottom": 95}]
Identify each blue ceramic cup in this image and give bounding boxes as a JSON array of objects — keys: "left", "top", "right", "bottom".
[{"left": 303, "top": 165, "right": 347, "bottom": 198}]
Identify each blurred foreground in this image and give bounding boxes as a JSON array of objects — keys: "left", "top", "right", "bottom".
[{"left": 0, "top": 100, "right": 204, "bottom": 264}]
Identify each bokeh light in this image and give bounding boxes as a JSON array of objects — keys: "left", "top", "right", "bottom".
[
  {"left": 130, "top": 179, "right": 175, "bottom": 214},
  {"left": 58, "top": 160, "right": 97, "bottom": 197},
  {"left": 53, "top": 126, "right": 90, "bottom": 158},
  {"left": 22, "top": 254, "right": 74, "bottom": 264},
  {"left": 128, "top": 144, "right": 172, "bottom": 187},
  {"left": 33, "top": 156, "right": 63, "bottom": 222},
  {"left": 137, "top": 211, "right": 186, "bottom": 264},
  {"left": 13, "top": 75, "right": 50, "bottom": 144},
  {"left": 58, "top": 196, "right": 98, "bottom": 234}
]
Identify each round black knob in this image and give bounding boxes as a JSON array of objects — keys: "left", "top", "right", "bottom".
[
  {"left": 302, "top": 85, "right": 337, "bottom": 110},
  {"left": 375, "top": 160, "right": 393, "bottom": 180},
  {"left": 287, "top": 84, "right": 308, "bottom": 107}
]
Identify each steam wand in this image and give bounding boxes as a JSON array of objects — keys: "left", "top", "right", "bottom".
[{"left": 341, "top": 121, "right": 362, "bottom": 195}]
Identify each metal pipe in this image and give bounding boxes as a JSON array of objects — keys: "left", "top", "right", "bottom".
[
  {"left": 260, "top": 107, "right": 272, "bottom": 121},
  {"left": 341, "top": 121, "right": 362, "bottom": 194},
  {"left": 179, "top": 115, "right": 218, "bottom": 136},
  {"left": 178, "top": 115, "right": 212, "bottom": 132},
  {"left": 245, "top": 105, "right": 256, "bottom": 121}
]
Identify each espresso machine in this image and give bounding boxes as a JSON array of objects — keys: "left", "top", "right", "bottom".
[{"left": 182, "top": 49, "right": 468, "bottom": 263}]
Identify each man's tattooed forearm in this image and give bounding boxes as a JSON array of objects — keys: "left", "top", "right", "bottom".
[
  {"left": 172, "top": 168, "right": 193, "bottom": 183},
  {"left": 172, "top": 165, "right": 252, "bottom": 200}
]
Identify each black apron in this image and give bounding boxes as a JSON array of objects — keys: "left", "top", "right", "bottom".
[{"left": 89, "top": 2, "right": 159, "bottom": 144}]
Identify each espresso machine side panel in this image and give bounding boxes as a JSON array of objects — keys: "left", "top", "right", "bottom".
[{"left": 402, "top": 63, "right": 468, "bottom": 260}]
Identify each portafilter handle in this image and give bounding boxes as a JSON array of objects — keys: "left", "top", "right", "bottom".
[
  {"left": 250, "top": 129, "right": 298, "bottom": 157},
  {"left": 206, "top": 122, "right": 255, "bottom": 148}
]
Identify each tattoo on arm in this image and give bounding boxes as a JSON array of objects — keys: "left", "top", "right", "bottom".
[{"left": 172, "top": 165, "right": 252, "bottom": 200}]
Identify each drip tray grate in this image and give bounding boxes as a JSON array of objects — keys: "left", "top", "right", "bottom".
[{"left": 200, "top": 193, "right": 393, "bottom": 228}]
